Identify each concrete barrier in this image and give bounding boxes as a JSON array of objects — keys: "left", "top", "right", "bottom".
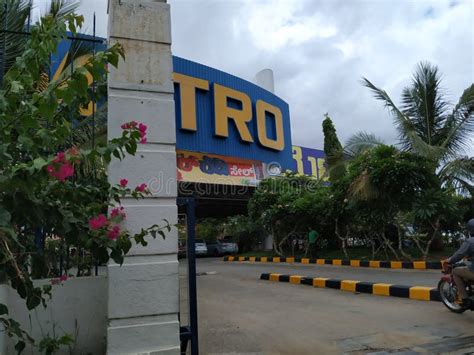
[
  {"left": 260, "top": 273, "right": 441, "bottom": 302},
  {"left": 224, "top": 256, "right": 442, "bottom": 270}
]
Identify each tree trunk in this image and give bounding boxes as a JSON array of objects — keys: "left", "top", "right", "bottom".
[
  {"left": 340, "top": 237, "right": 349, "bottom": 259},
  {"left": 396, "top": 224, "right": 413, "bottom": 261},
  {"left": 422, "top": 218, "right": 441, "bottom": 260},
  {"left": 380, "top": 231, "right": 400, "bottom": 260},
  {"left": 335, "top": 219, "right": 349, "bottom": 259}
]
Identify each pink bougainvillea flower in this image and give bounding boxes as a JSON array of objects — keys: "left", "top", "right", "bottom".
[
  {"left": 135, "top": 183, "right": 147, "bottom": 193},
  {"left": 47, "top": 161, "right": 74, "bottom": 181},
  {"left": 51, "top": 274, "right": 68, "bottom": 285},
  {"left": 111, "top": 206, "right": 126, "bottom": 219},
  {"left": 53, "top": 151, "right": 66, "bottom": 163},
  {"left": 56, "top": 162, "right": 74, "bottom": 181},
  {"left": 107, "top": 225, "right": 121, "bottom": 240},
  {"left": 140, "top": 137, "right": 147, "bottom": 144},
  {"left": 119, "top": 178, "right": 128, "bottom": 187},
  {"left": 121, "top": 121, "right": 140, "bottom": 131},
  {"left": 138, "top": 123, "right": 147, "bottom": 133},
  {"left": 89, "top": 214, "right": 108, "bottom": 230},
  {"left": 67, "top": 147, "right": 80, "bottom": 157}
]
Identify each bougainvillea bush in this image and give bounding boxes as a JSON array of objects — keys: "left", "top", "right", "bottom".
[{"left": 0, "top": 10, "right": 168, "bottom": 353}]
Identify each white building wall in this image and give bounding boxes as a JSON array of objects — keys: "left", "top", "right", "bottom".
[{"left": 0, "top": 277, "right": 108, "bottom": 354}]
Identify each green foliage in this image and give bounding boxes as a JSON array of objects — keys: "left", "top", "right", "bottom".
[
  {"left": 248, "top": 145, "right": 466, "bottom": 259},
  {"left": 196, "top": 218, "right": 225, "bottom": 241},
  {"left": 347, "top": 145, "right": 438, "bottom": 206},
  {"left": 0, "top": 0, "right": 34, "bottom": 75},
  {"left": 249, "top": 172, "right": 329, "bottom": 255},
  {"left": 0, "top": 9, "right": 168, "bottom": 353},
  {"left": 362, "top": 62, "right": 474, "bottom": 195},
  {"left": 322, "top": 113, "right": 345, "bottom": 182},
  {"left": 226, "top": 215, "right": 265, "bottom": 252},
  {"left": 322, "top": 113, "right": 343, "bottom": 155},
  {"left": 38, "top": 333, "right": 74, "bottom": 355}
]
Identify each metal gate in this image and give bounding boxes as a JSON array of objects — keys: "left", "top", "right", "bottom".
[{"left": 177, "top": 197, "right": 199, "bottom": 355}]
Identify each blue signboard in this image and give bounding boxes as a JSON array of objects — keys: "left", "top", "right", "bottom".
[
  {"left": 173, "top": 57, "right": 293, "bottom": 169},
  {"left": 292, "top": 146, "right": 327, "bottom": 180}
]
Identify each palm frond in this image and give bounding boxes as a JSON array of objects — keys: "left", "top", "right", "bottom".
[
  {"left": 400, "top": 62, "right": 449, "bottom": 145},
  {"left": 46, "top": 0, "right": 79, "bottom": 21},
  {"left": 344, "top": 131, "right": 384, "bottom": 157},
  {"left": 67, "top": 102, "right": 108, "bottom": 149},
  {"left": 51, "top": 38, "right": 94, "bottom": 84},
  {"left": 348, "top": 170, "right": 378, "bottom": 201},
  {"left": 438, "top": 157, "right": 474, "bottom": 196},
  {"left": 0, "top": 0, "right": 32, "bottom": 77},
  {"left": 438, "top": 84, "right": 474, "bottom": 157},
  {"left": 64, "top": 37, "right": 94, "bottom": 69},
  {"left": 362, "top": 76, "right": 445, "bottom": 161}
]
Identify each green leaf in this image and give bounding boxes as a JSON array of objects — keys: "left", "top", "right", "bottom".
[
  {"left": 158, "top": 230, "right": 166, "bottom": 239},
  {"left": 10, "top": 81, "right": 24, "bottom": 93},
  {"left": 26, "top": 293, "right": 41, "bottom": 310},
  {"left": 14, "top": 340, "right": 26, "bottom": 354},
  {"left": 0, "top": 303, "right": 8, "bottom": 315},
  {"left": 38, "top": 100, "right": 57, "bottom": 120},
  {"left": 0, "top": 208, "right": 11, "bottom": 226}
]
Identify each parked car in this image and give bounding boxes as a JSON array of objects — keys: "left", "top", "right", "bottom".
[
  {"left": 207, "top": 238, "right": 238, "bottom": 257},
  {"left": 195, "top": 239, "right": 208, "bottom": 257}
]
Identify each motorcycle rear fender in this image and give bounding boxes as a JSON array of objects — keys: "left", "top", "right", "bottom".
[{"left": 441, "top": 274, "right": 453, "bottom": 282}]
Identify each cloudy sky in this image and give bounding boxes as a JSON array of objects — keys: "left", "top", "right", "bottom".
[{"left": 50, "top": 0, "right": 473, "bottom": 154}]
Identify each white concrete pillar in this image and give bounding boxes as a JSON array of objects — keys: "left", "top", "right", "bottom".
[{"left": 107, "top": 0, "right": 179, "bottom": 353}]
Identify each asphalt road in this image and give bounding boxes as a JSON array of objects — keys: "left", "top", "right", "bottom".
[{"left": 182, "top": 258, "right": 474, "bottom": 354}]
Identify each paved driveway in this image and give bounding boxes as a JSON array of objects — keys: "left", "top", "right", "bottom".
[{"left": 184, "top": 258, "right": 474, "bottom": 354}]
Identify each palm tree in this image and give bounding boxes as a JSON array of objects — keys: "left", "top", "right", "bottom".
[
  {"left": 0, "top": 0, "right": 79, "bottom": 79},
  {"left": 344, "top": 131, "right": 384, "bottom": 158},
  {"left": 350, "top": 62, "right": 473, "bottom": 195}
]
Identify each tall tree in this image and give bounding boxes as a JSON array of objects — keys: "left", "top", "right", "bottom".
[
  {"left": 322, "top": 113, "right": 345, "bottom": 182},
  {"left": 358, "top": 62, "right": 473, "bottom": 195}
]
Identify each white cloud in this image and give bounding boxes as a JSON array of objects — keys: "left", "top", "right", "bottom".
[
  {"left": 243, "top": 0, "right": 338, "bottom": 51},
  {"left": 71, "top": 0, "right": 473, "bottom": 156}
]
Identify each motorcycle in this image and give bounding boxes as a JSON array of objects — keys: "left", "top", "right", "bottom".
[{"left": 438, "top": 261, "right": 474, "bottom": 313}]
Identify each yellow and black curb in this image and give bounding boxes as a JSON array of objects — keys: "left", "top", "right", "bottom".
[
  {"left": 260, "top": 273, "right": 442, "bottom": 302},
  {"left": 224, "top": 256, "right": 442, "bottom": 270}
]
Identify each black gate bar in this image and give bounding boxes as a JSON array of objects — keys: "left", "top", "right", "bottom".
[{"left": 177, "top": 197, "right": 199, "bottom": 355}]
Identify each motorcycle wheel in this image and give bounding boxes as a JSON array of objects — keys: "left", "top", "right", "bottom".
[{"left": 438, "top": 280, "right": 466, "bottom": 313}]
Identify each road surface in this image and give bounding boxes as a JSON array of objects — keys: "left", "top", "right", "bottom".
[{"left": 180, "top": 258, "right": 474, "bottom": 354}]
